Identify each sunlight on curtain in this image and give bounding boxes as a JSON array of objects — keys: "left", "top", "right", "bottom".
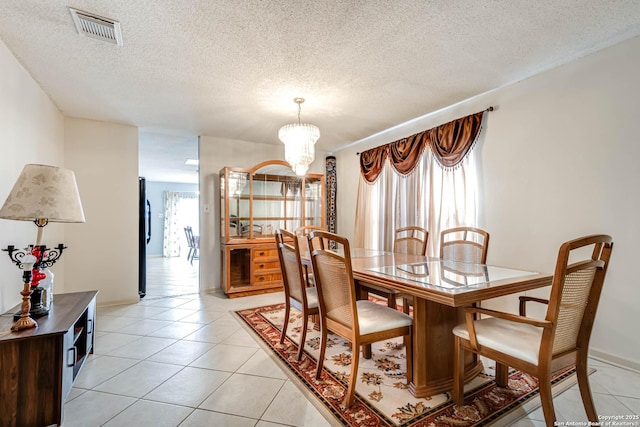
[
  {"left": 163, "top": 192, "right": 199, "bottom": 257},
  {"left": 355, "top": 139, "right": 479, "bottom": 257},
  {"left": 163, "top": 192, "right": 181, "bottom": 257}
]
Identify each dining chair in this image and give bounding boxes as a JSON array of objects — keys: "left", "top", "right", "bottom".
[
  {"left": 275, "top": 229, "right": 320, "bottom": 361},
  {"left": 360, "top": 226, "right": 429, "bottom": 311},
  {"left": 394, "top": 226, "right": 429, "bottom": 255},
  {"left": 294, "top": 225, "right": 326, "bottom": 286},
  {"left": 440, "top": 226, "right": 490, "bottom": 263},
  {"left": 428, "top": 226, "right": 491, "bottom": 312},
  {"left": 308, "top": 230, "right": 413, "bottom": 408},
  {"left": 183, "top": 226, "right": 199, "bottom": 265},
  {"left": 451, "top": 234, "right": 613, "bottom": 426}
]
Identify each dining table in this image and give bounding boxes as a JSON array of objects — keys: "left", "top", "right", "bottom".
[{"left": 339, "top": 249, "right": 553, "bottom": 398}]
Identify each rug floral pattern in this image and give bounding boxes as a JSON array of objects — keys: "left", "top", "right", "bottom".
[{"left": 235, "top": 303, "right": 577, "bottom": 427}]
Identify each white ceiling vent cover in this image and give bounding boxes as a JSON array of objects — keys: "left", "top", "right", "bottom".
[{"left": 69, "top": 8, "right": 123, "bottom": 46}]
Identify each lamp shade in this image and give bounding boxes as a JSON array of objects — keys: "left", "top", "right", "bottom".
[{"left": 0, "top": 164, "right": 85, "bottom": 223}]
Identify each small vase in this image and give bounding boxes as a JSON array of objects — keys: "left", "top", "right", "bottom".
[{"left": 40, "top": 268, "right": 54, "bottom": 310}]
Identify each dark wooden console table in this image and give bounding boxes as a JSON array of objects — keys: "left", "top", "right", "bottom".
[{"left": 0, "top": 290, "right": 98, "bottom": 427}]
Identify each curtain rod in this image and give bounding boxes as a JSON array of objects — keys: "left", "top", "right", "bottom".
[{"left": 355, "top": 106, "right": 494, "bottom": 155}]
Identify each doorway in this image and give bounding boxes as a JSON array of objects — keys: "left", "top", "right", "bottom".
[{"left": 139, "top": 130, "right": 200, "bottom": 298}]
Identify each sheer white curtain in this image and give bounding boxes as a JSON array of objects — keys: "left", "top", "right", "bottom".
[
  {"left": 163, "top": 191, "right": 181, "bottom": 257},
  {"left": 163, "top": 191, "right": 199, "bottom": 257},
  {"left": 354, "top": 148, "right": 478, "bottom": 257}
]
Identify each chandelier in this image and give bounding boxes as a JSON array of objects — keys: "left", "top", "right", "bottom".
[
  {"left": 227, "top": 171, "right": 247, "bottom": 196},
  {"left": 278, "top": 98, "right": 320, "bottom": 176}
]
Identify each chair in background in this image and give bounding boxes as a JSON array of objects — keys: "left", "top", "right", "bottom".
[
  {"left": 430, "top": 226, "right": 491, "bottom": 317},
  {"left": 361, "top": 226, "right": 428, "bottom": 312},
  {"left": 394, "top": 226, "right": 429, "bottom": 255},
  {"left": 440, "top": 227, "right": 490, "bottom": 263},
  {"left": 308, "top": 230, "right": 413, "bottom": 408},
  {"left": 294, "top": 225, "right": 327, "bottom": 253},
  {"left": 452, "top": 234, "right": 613, "bottom": 426},
  {"left": 294, "top": 225, "right": 326, "bottom": 285},
  {"left": 275, "top": 229, "right": 319, "bottom": 361},
  {"left": 184, "top": 226, "right": 199, "bottom": 265}
]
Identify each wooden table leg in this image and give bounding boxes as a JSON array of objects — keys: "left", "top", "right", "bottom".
[
  {"left": 409, "top": 297, "right": 483, "bottom": 397},
  {"left": 354, "top": 280, "right": 373, "bottom": 359}
]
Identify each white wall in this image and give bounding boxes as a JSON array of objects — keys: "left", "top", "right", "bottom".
[
  {"left": 0, "top": 40, "right": 65, "bottom": 314},
  {"left": 198, "top": 136, "right": 326, "bottom": 291},
  {"left": 63, "top": 117, "right": 139, "bottom": 306},
  {"left": 335, "top": 35, "right": 640, "bottom": 368}
]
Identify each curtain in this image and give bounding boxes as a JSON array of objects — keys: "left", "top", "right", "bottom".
[
  {"left": 163, "top": 191, "right": 199, "bottom": 257},
  {"left": 354, "top": 111, "right": 484, "bottom": 256},
  {"left": 163, "top": 191, "right": 181, "bottom": 257},
  {"left": 355, "top": 158, "right": 403, "bottom": 252}
]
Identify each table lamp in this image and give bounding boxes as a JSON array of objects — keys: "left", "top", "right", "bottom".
[{"left": 0, "top": 164, "right": 85, "bottom": 331}]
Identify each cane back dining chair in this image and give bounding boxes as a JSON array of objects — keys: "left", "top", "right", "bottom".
[
  {"left": 307, "top": 230, "right": 413, "bottom": 408},
  {"left": 275, "top": 229, "right": 319, "bottom": 361},
  {"left": 360, "top": 226, "right": 428, "bottom": 311},
  {"left": 394, "top": 226, "right": 429, "bottom": 255},
  {"left": 452, "top": 234, "right": 613, "bottom": 426},
  {"left": 440, "top": 227, "right": 490, "bottom": 263},
  {"left": 294, "top": 225, "right": 326, "bottom": 286},
  {"left": 426, "top": 226, "right": 491, "bottom": 313}
]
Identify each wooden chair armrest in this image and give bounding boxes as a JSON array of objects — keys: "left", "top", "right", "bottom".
[
  {"left": 464, "top": 306, "right": 551, "bottom": 352},
  {"left": 465, "top": 306, "right": 552, "bottom": 328},
  {"left": 518, "top": 296, "right": 549, "bottom": 316}
]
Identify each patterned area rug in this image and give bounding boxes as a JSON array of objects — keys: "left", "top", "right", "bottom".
[{"left": 234, "top": 303, "right": 580, "bottom": 427}]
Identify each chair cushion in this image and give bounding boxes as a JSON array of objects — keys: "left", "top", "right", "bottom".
[
  {"left": 452, "top": 317, "right": 543, "bottom": 366},
  {"left": 356, "top": 300, "right": 412, "bottom": 335},
  {"left": 305, "top": 287, "right": 319, "bottom": 309}
]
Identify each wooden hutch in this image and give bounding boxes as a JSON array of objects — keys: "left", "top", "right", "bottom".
[{"left": 219, "top": 160, "right": 325, "bottom": 297}]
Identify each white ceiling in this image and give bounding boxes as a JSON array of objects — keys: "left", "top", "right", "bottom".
[
  {"left": 138, "top": 131, "right": 198, "bottom": 183},
  {"left": 2, "top": 1, "right": 640, "bottom": 183}
]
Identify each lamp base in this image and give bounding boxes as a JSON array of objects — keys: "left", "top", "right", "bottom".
[
  {"left": 11, "top": 315, "right": 37, "bottom": 331},
  {"left": 13, "top": 287, "right": 49, "bottom": 320},
  {"left": 11, "top": 282, "right": 38, "bottom": 332}
]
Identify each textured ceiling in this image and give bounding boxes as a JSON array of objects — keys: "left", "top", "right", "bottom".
[
  {"left": 138, "top": 131, "right": 198, "bottom": 183},
  {"left": 2, "top": 1, "right": 640, "bottom": 182}
]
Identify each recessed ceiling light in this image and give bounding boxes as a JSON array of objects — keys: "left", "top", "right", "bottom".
[{"left": 185, "top": 159, "right": 199, "bottom": 166}]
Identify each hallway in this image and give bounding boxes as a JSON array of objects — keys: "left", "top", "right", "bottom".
[{"left": 145, "top": 255, "right": 199, "bottom": 298}]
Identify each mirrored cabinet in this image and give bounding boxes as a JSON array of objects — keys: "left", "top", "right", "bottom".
[{"left": 220, "top": 160, "right": 325, "bottom": 297}]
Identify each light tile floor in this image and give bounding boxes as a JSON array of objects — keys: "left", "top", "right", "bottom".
[{"left": 62, "top": 258, "right": 640, "bottom": 426}]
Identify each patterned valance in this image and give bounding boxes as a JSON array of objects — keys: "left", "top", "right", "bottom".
[{"left": 360, "top": 111, "right": 485, "bottom": 182}]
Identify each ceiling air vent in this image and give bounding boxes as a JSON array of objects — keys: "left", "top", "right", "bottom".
[{"left": 69, "top": 8, "right": 123, "bottom": 46}]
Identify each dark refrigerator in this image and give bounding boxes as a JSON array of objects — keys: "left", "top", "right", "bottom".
[{"left": 138, "top": 177, "right": 151, "bottom": 298}]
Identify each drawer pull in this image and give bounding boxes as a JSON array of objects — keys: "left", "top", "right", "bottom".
[
  {"left": 258, "top": 251, "right": 265, "bottom": 256},
  {"left": 67, "top": 346, "right": 77, "bottom": 367},
  {"left": 259, "top": 263, "right": 265, "bottom": 268},
  {"left": 258, "top": 276, "right": 265, "bottom": 281}
]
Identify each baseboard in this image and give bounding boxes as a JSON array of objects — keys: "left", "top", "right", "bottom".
[
  {"left": 202, "top": 287, "right": 225, "bottom": 295},
  {"left": 590, "top": 347, "right": 640, "bottom": 373},
  {"left": 96, "top": 297, "right": 140, "bottom": 308}
]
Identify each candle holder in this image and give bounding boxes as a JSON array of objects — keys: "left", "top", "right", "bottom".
[
  {"left": 3, "top": 244, "right": 66, "bottom": 321},
  {"left": 2, "top": 250, "right": 38, "bottom": 331}
]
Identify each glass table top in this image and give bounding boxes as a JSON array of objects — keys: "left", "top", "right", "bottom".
[
  {"left": 349, "top": 248, "right": 391, "bottom": 258},
  {"left": 367, "top": 260, "right": 538, "bottom": 289}
]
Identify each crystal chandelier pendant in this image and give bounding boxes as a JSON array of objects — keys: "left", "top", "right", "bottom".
[{"left": 278, "top": 98, "right": 320, "bottom": 176}]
